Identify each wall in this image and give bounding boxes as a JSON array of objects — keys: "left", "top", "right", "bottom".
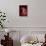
[{"left": 0, "top": 0, "right": 46, "bottom": 27}]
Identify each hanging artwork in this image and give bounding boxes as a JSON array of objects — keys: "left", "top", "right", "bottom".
[{"left": 19, "top": 5, "right": 28, "bottom": 16}]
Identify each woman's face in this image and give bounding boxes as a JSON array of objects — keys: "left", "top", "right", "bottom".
[{"left": 20, "top": 7, "right": 27, "bottom": 16}]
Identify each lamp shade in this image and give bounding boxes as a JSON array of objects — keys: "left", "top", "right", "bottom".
[{"left": 5, "top": 29, "right": 10, "bottom": 33}]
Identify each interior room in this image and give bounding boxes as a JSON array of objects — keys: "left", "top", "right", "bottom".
[{"left": 0, "top": 0, "right": 46, "bottom": 46}]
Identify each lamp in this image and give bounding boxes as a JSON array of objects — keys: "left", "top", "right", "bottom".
[
  {"left": 5, "top": 29, "right": 10, "bottom": 37},
  {"left": 5, "top": 29, "right": 9, "bottom": 33}
]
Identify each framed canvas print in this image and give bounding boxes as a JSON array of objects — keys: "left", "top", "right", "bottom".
[{"left": 19, "top": 5, "right": 28, "bottom": 16}]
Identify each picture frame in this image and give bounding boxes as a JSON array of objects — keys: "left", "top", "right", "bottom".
[{"left": 19, "top": 5, "right": 28, "bottom": 16}]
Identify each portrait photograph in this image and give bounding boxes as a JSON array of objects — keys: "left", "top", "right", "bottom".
[{"left": 19, "top": 5, "right": 28, "bottom": 16}]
